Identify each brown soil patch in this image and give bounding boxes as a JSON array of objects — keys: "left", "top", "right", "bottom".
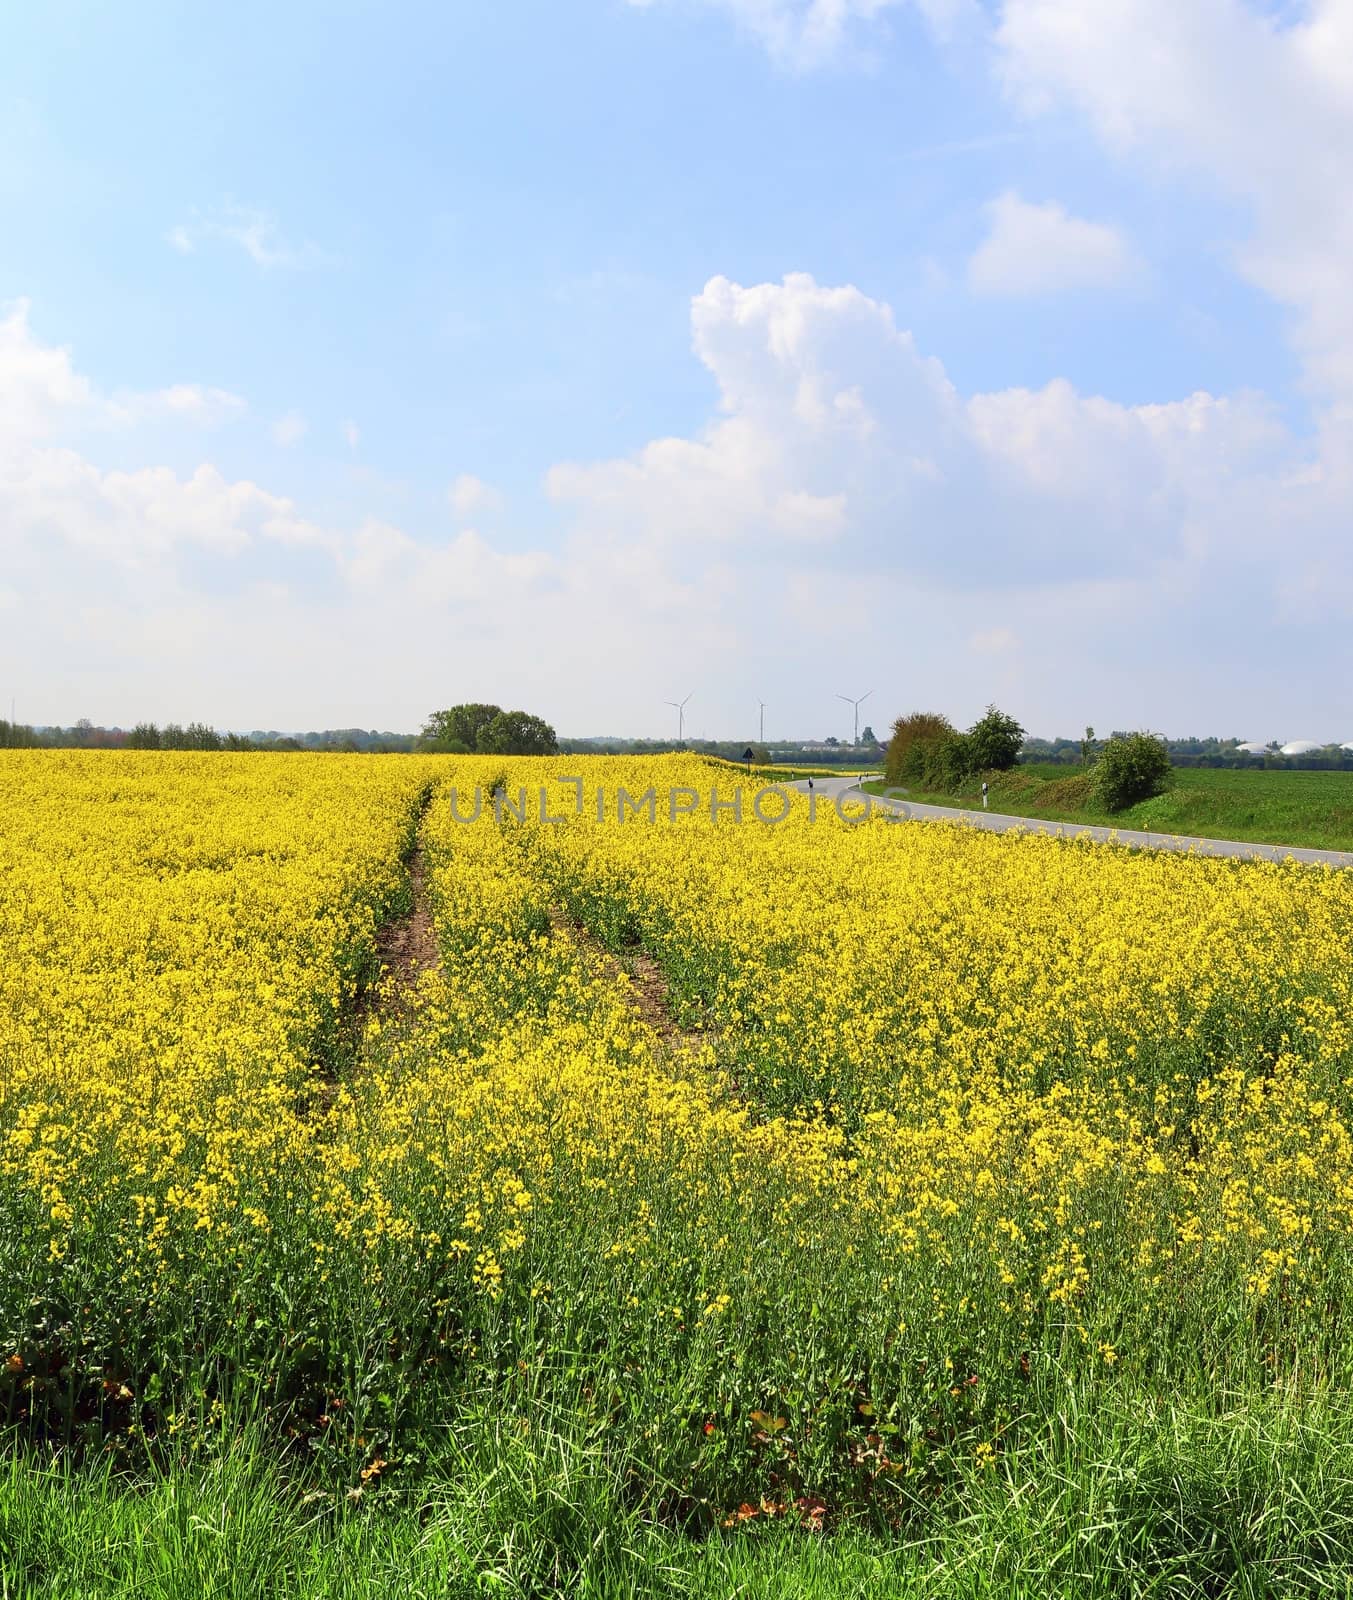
[
  {"left": 372, "top": 842, "right": 442, "bottom": 998},
  {"left": 314, "top": 812, "right": 443, "bottom": 1113},
  {"left": 548, "top": 906, "right": 705, "bottom": 1056}
]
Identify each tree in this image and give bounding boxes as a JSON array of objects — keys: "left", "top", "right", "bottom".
[
  {"left": 478, "top": 710, "right": 558, "bottom": 756},
  {"left": 966, "top": 705, "right": 1025, "bottom": 773},
  {"left": 420, "top": 703, "right": 557, "bottom": 756},
  {"left": 860, "top": 724, "right": 877, "bottom": 746},
  {"left": 1091, "top": 732, "right": 1173, "bottom": 812},
  {"left": 420, "top": 703, "right": 505, "bottom": 753},
  {"left": 0, "top": 720, "right": 38, "bottom": 749},
  {"left": 128, "top": 722, "right": 161, "bottom": 750},
  {"left": 1081, "top": 725, "right": 1096, "bottom": 767}
]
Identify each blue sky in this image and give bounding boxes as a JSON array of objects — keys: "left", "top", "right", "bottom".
[{"left": 2, "top": 0, "right": 1350, "bottom": 740}]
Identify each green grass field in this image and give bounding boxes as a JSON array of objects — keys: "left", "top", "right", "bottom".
[{"left": 864, "top": 765, "right": 1353, "bottom": 852}]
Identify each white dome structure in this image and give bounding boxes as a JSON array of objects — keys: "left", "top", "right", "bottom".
[
  {"left": 1281, "top": 740, "right": 1323, "bottom": 756},
  {"left": 1237, "top": 741, "right": 1270, "bottom": 756},
  {"left": 1343, "top": 742, "right": 1353, "bottom": 754}
]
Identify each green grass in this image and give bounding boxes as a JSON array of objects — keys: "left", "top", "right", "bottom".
[
  {"left": 864, "top": 765, "right": 1353, "bottom": 852},
  {"left": 9, "top": 1392, "right": 1353, "bottom": 1598}
]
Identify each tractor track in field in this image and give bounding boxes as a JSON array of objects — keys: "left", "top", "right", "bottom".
[
  {"left": 370, "top": 834, "right": 442, "bottom": 1004},
  {"left": 358, "top": 791, "right": 444, "bottom": 1037},
  {"left": 547, "top": 904, "right": 708, "bottom": 1060},
  {"left": 313, "top": 790, "right": 443, "bottom": 1112}
]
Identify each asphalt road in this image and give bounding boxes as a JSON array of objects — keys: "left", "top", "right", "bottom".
[{"left": 787, "top": 774, "right": 1353, "bottom": 870}]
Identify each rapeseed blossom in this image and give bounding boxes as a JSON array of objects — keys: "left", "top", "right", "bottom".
[{"left": 2, "top": 750, "right": 1351, "bottom": 1508}]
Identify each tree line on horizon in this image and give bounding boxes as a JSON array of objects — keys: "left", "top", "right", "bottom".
[
  {"left": 0, "top": 719, "right": 418, "bottom": 753},
  {"left": 3, "top": 711, "right": 1352, "bottom": 770}
]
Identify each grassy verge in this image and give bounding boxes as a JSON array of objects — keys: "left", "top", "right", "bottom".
[
  {"left": 8, "top": 1390, "right": 1353, "bottom": 1598},
  {"left": 863, "top": 765, "right": 1353, "bottom": 852},
  {"left": 702, "top": 759, "right": 883, "bottom": 784}
]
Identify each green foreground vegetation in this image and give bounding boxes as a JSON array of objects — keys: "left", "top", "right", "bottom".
[
  {"left": 8, "top": 1389, "right": 1353, "bottom": 1599},
  {"left": 866, "top": 764, "right": 1353, "bottom": 853}
]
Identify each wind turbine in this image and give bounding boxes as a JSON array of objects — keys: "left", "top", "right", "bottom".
[
  {"left": 665, "top": 694, "right": 692, "bottom": 744},
  {"left": 835, "top": 689, "right": 873, "bottom": 747},
  {"left": 757, "top": 700, "right": 766, "bottom": 744}
]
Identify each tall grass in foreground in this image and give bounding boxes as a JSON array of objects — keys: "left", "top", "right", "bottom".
[{"left": 7, "top": 1393, "right": 1353, "bottom": 1597}]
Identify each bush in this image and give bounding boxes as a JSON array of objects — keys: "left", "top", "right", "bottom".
[
  {"left": 1091, "top": 732, "right": 1174, "bottom": 812},
  {"left": 934, "top": 732, "right": 975, "bottom": 788},
  {"left": 885, "top": 705, "right": 1024, "bottom": 791},
  {"left": 884, "top": 713, "right": 955, "bottom": 786},
  {"left": 1040, "top": 771, "right": 1095, "bottom": 808}
]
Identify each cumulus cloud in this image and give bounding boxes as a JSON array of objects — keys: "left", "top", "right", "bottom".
[
  {"left": 0, "top": 299, "right": 245, "bottom": 438},
  {"left": 548, "top": 270, "right": 1352, "bottom": 701},
  {"left": 2, "top": 284, "right": 1349, "bottom": 734},
  {"left": 995, "top": 0, "right": 1353, "bottom": 401},
  {"left": 549, "top": 271, "right": 1309, "bottom": 593},
  {"left": 449, "top": 473, "right": 504, "bottom": 518},
  {"left": 968, "top": 191, "right": 1140, "bottom": 296},
  {"left": 0, "top": 298, "right": 95, "bottom": 440}
]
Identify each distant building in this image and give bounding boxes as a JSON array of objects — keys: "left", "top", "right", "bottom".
[
  {"left": 1237, "top": 741, "right": 1270, "bottom": 756},
  {"left": 1280, "top": 740, "right": 1323, "bottom": 756}
]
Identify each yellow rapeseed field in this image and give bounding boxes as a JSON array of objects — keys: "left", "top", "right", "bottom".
[{"left": 3, "top": 751, "right": 1352, "bottom": 1510}]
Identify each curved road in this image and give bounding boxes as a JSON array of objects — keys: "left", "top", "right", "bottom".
[{"left": 788, "top": 774, "right": 1353, "bottom": 870}]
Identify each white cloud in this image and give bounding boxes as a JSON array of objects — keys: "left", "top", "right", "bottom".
[
  {"left": 449, "top": 473, "right": 503, "bottom": 518},
  {"left": 166, "top": 204, "right": 329, "bottom": 271},
  {"left": 273, "top": 411, "right": 307, "bottom": 447},
  {"left": 549, "top": 271, "right": 1350, "bottom": 638},
  {"left": 0, "top": 300, "right": 244, "bottom": 437},
  {"left": 0, "top": 298, "right": 95, "bottom": 440},
  {"left": 2, "top": 283, "right": 1350, "bottom": 735},
  {"left": 625, "top": 0, "right": 973, "bottom": 69},
  {"left": 341, "top": 420, "right": 360, "bottom": 452},
  {"left": 995, "top": 0, "right": 1353, "bottom": 401},
  {"left": 968, "top": 190, "right": 1139, "bottom": 296}
]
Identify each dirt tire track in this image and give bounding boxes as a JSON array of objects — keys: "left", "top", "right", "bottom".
[
  {"left": 314, "top": 790, "right": 442, "bottom": 1113},
  {"left": 547, "top": 905, "right": 707, "bottom": 1057},
  {"left": 370, "top": 837, "right": 442, "bottom": 1001}
]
